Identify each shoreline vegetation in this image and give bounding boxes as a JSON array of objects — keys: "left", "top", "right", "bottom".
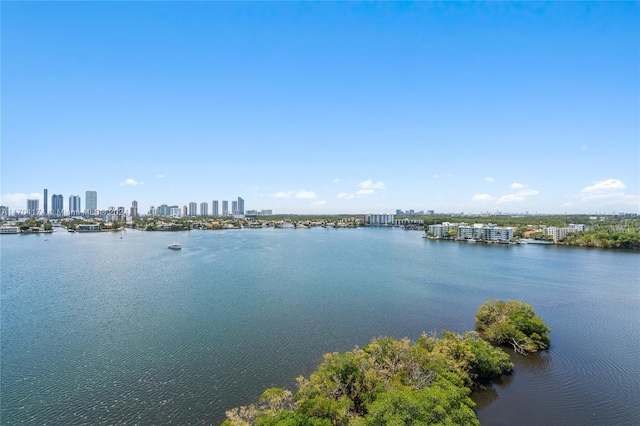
[
  {"left": 2, "top": 214, "right": 638, "bottom": 250},
  {"left": 222, "top": 300, "right": 550, "bottom": 426}
]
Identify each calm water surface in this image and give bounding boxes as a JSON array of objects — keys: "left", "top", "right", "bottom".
[{"left": 1, "top": 228, "right": 638, "bottom": 425}]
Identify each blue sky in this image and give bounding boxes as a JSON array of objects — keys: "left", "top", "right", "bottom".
[{"left": 2, "top": 2, "right": 638, "bottom": 215}]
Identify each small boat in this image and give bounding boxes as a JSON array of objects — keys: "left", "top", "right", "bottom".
[{"left": 168, "top": 242, "right": 182, "bottom": 250}]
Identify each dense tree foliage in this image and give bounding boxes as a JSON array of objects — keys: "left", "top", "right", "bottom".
[
  {"left": 562, "top": 229, "right": 640, "bottom": 249},
  {"left": 222, "top": 305, "right": 528, "bottom": 425},
  {"left": 475, "top": 299, "right": 550, "bottom": 353},
  {"left": 15, "top": 218, "right": 52, "bottom": 231}
]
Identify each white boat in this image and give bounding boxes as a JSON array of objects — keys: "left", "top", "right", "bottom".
[{"left": 168, "top": 242, "right": 182, "bottom": 250}]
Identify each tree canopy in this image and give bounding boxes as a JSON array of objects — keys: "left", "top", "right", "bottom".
[
  {"left": 475, "top": 299, "right": 550, "bottom": 353},
  {"left": 222, "top": 300, "right": 549, "bottom": 426}
]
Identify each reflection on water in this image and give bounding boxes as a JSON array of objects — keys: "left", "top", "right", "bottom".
[{"left": 472, "top": 350, "right": 549, "bottom": 410}]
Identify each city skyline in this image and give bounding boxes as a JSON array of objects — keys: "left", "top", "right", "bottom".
[{"left": 2, "top": 2, "right": 638, "bottom": 214}]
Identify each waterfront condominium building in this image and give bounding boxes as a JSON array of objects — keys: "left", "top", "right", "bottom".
[
  {"left": 427, "top": 222, "right": 461, "bottom": 238},
  {"left": 85, "top": 191, "right": 98, "bottom": 214},
  {"left": 212, "top": 200, "right": 219, "bottom": 216},
  {"left": 365, "top": 214, "right": 395, "bottom": 225},
  {"left": 130, "top": 200, "right": 138, "bottom": 218},
  {"left": 200, "top": 202, "right": 208, "bottom": 216},
  {"left": 44, "top": 189, "right": 48, "bottom": 215},
  {"left": 52, "top": 194, "right": 63, "bottom": 216},
  {"left": 232, "top": 201, "right": 238, "bottom": 215},
  {"left": 237, "top": 197, "right": 244, "bottom": 215},
  {"left": 69, "top": 195, "right": 81, "bottom": 215},
  {"left": 188, "top": 202, "right": 197, "bottom": 216},
  {"left": 27, "top": 199, "right": 39, "bottom": 216},
  {"left": 222, "top": 200, "right": 229, "bottom": 216}
]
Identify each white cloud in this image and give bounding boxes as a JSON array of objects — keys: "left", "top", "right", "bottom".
[
  {"left": 295, "top": 190, "right": 317, "bottom": 199},
  {"left": 497, "top": 194, "right": 526, "bottom": 204},
  {"left": 517, "top": 189, "right": 540, "bottom": 196},
  {"left": 121, "top": 178, "right": 144, "bottom": 186},
  {"left": 311, "top": 200, "right": 326, "bottom": 207},
  {"left": 356, "top": 189, "right": 374, "bottom": 195},
  {"left": 581, "top": 192, "right": 625, "bottom": 202},
  {"left": 336, "top": 179, "right": 386, "bottom": 200},
  {"left": 484, "top": 177, "right": 494, "bottom": 182},
  {"left": 274, "top": 191, "right": 294, "bottom": 199},
  {"left": 581, "top": 179, "right": 626, "bottom": 193},
  {"left": 357, "top": 179, "right": 386, "bottom": 190},
  {"left": 471, "top": 193, "right": 496, "bottom": 202},
  {"left": 333, "top": 178, "right": 340, "bottom": 184},
  {"left": 156, "top": 174, "right": 165, "bottom": 178},
  {"left": 509, "top": 182, "right": 526, "bottom": 189},
  {"left": 575, "top": 179, "right": 639, "bottom": 209},
  {"left": 274, "top": 190, "right": 317, "bottom": 199}
]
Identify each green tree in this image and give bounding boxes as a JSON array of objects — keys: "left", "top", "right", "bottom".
[
  {"left": 475, "top": 299, "right": 550, "bottom": 353},
  {"left": 356, "top": 378, "right": 479, "bottom": 426},
  {"left": 224, "top": 300, "right": 547, "bottom": 425}
]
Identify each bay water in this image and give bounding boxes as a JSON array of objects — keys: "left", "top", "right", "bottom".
[{"left": 1, "top": 228, "right": 638, "bottom": 424}]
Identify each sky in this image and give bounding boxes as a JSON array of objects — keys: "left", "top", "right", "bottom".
[{"left": 2, "top": 2, "right": 638, "bottom": 215}]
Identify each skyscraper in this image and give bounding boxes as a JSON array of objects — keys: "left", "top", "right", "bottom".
[
  {"left": 44, "top": 189, "right": 48, "bottom": 215},
  {"left": 69, "top": 195, "right": 81, "bottom": 215},
  {"left": 157, "top": 204, "right": 170, "bottom": 216},
  {"left": 222, "top": 200, "right": 229, "bottom": 216},
  {"left": 212, "top": 200, "right": 219, "bottom": 216},
  {"left": 237, "top": 197, "right": 244, "bottom": 215},
  {"left": 200, "top": 202, "right": 208, "bottom": 216},
  {"left": 130, "top": 200, "right": 138, "bottom": 217},
  {"left": 232, "top": 201, "right": 238, "bottom": 215},
  {"left": 85, "top": 191, "right": 97, "bottom": 214},
  {"left": 27, "top": 199, "right": 39, "bottom": 216},
  {"left": 188, "top": 202, "right": 197, "bottom": 216},
  {"left": 52, "top": 194, "right": 63, "bottom": 216}
]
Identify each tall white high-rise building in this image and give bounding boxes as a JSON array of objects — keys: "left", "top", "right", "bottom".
[
  {"left": 69, "top": 195, "right": 81, "bottom": 215},
  {"left": 232, "top": 201, "right": 238, "bottom": 215},
  {"left": 222, "top": 200, "right": 229, "bottom": 216},
  {"left": 237, "top": 197, "right": 244, "bottom": 215},
  {"left": 52, "top": 194, "right": 64, "bottom": 216},
  {"left": 200, "top": 202, "right": 208, "bottom": 216},
  {"left": 212, "top": 200, "right": 219, "bottom": 216},
  {"left": 188, "top": 202, "right": 197, "bottom": 216},
  {"left": 130, "top": 200, "right": 138, "bottom": 217},
  {"left": 27, "top": 199, "right": 39, "bottom": 216},
  {"left": 85, "top": 191, "right": 97, "bottom": 214}
]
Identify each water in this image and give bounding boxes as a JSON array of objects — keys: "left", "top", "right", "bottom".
[{"left": 1, "top": 228, "right": 638, "bottom": 425}]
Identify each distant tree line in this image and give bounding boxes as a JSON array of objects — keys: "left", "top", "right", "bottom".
[{"left": 562, "top": 229, "right": 640, "bottom": 249}]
